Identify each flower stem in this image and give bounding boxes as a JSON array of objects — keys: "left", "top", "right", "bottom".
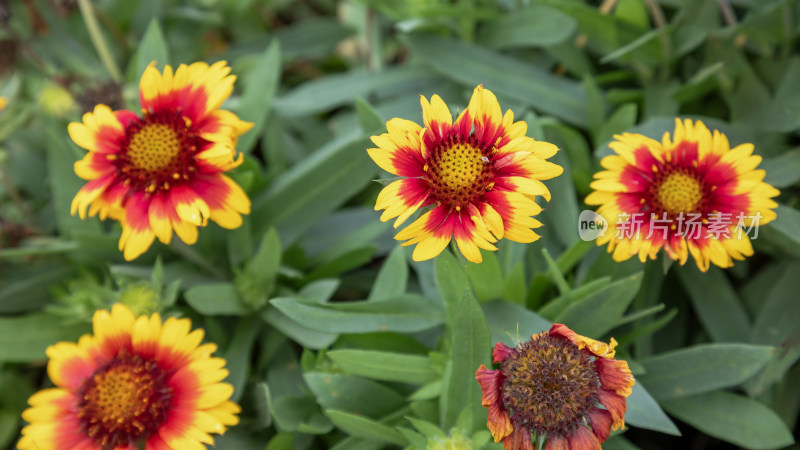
[{"left": 77, "top": 0, "right": 122, "bottom": 82}]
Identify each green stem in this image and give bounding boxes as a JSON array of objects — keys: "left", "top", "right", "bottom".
[
  {"left": 644, "top": 0, "right": 671, "bottom": 82},
  {"left": 77, "top": 0, "right": 122, "bottom": 82}
]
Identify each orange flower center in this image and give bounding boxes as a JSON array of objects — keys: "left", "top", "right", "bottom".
[
  {"left": 656, "top": 171, "right": 703, "bottom": 215},
  {"left": 426, "top": 137, "right": 494, "bottom": 209},
  {"left": 78, "top": 351, "right": 172, "bottom": 448},
  {"left": 500, "top": 333, "right": 599, "bottom": 436},
  {"left": 128, "top": 124, "right": 181, "bottom": 171}
]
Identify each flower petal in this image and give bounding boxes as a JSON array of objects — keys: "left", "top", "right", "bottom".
[{"left": 475, "top": 365, "right": 513, "bottom": 442}]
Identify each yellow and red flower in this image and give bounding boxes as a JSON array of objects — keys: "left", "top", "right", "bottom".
[
  {"left": 69, "top": 61, "right": 252, "bottom": 260},
  {"left": 475, "top": 324, "right": 634, "bottom": 450},
  {"left": 586, "top": 118, "right": 779, "bottom": 271},
  {"left": 367, "top": 85, "right": 563, "bottom": 263},
  {"left": 18, "top": 303, "right": 239, "bottom": 450}
]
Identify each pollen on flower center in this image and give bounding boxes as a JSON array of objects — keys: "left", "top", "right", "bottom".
[
  {"left": 128, "top": 123, "right": 181, "bottom": 171},
  {"left": 427, "top": 137, "right": 494, "bottom": 208},
  {"left": 435, "top": 143, "right": 483, "bottom": 190},
  {"left": 656, "top": 171, "right": 703, "bottom": 215},
  {"left": 77, "top": 351, "right": 172, "bottom": 448},
  {"left": 117, "top": 115, "right": 201, "bottom": 193},
  {"left": 500, "top": 333, "right": 600, "bottom": 436}
]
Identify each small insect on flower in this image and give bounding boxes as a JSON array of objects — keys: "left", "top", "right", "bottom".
[
  {"left": 367, "top": 85, "right": 563, "bottom": 264},
  {"left": 69, "top": 61, "right": 253, "bottom": 260},
  {"left": 586, "top": 118, "right": 779, "bottom": 271},
  {"left": 18, "top": 304, "right": 239, "bottom": 450},
  {"left": 476, "top": 324, "right": 634, "bottom": 450}
]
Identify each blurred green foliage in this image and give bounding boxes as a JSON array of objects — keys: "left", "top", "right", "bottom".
[{"left": 0, "top": 0, "right": 799, "bottom": 449}]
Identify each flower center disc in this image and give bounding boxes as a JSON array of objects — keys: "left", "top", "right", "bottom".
[
  {"left": 656, "top": 171, "right": 703, "bottom": 215},
  {"left": 128, "top": 123, "right": 181, "bottom": 172},
  {"left": 500, "top": 333, "right": 600, "bottom": 435},
  {"left": 78, "top": 352, "right": 172, "bottom": 448},
  {"left": 427, "top": 140, "right": 493, "bottom": 208}
]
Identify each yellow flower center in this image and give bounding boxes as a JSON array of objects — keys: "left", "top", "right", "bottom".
[
  {"left": 437, "top": 143, "right": 483, "bottom": 191},
  {"left": 78, "top": 352, "right": 172, "bottom": 448},
  {"left": 657, "top": 172, "right": 703, "bottom": 215},
  {"left": 500, "top": 333, "right": 599, "bottom": 435},
  {"left": 427, "top": 140, "right": 494, "bottom": 209},
  {"left": 128, "top": 123, "right": 181, "bottom": 172}
]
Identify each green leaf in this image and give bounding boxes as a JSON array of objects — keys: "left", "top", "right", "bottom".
[
  {"left": 745, "top": 262, "right": 800, "bottom": 395},
  {"left": 502, "top": 263, "right": 526, "bottom": 305},
  {"left": 440, "top": 291, "right": 490, "bottom": 431},
  {"left": 466, "top": 251, "right": 504, "bottom": 303},
  {"left": 595, "top": 103, "right": 638, "bottom": 148},
  {"left": 304, "top": 373, "right": 405, "bottom": 417},
  {"left": 368, "top": 246, "right": 408, "bottom": 301},
  {"left": 403, "top": 34, "right": 588, "bottom": 126},
  {"left": 638, "top": 343, "right": 775, "bottom": 401},
  {"left": 0, "top": 265, "right": 77, "bottom": 313},
  {"left": 730, "top": 57, "right": 800, "bottom": 133},
  {"left": 265, "top": 432, "right": 294, "bottom": 450},
  {"left": 261, "top": 308, "right": 338, "bottom": 350},
  {"left": 555, "top": 272, "right": 643, "bottom": 337},
  {"left": 223, "top": 317, "right": 261, "bottom": 403},
  {"left": 46, "top": 128, "right": 102, "bottom": 239},
  {"left": 235, "top": 228, "right": 281, "bottom": 310},
  {"left": 662, "top": 391, "right": 794, "bottom": 449},
  {"left": 354, "top": 97, "right": 386, "bottom": 133},
  {"left": 582, "top": 75, "right": 606, "bottom": 138},
  {"left": 760, "top": 205, "right": 800, "bottom": 258},
  {"left": 185, "top": 283, "right": 250, "bottom": 315},
  {"left": 299, "top": 279, "right": 340, "bottom": 304},
  {"left": 236, "top": 40, "right": 281, "bottom": 154},
  {"left": 599, "top": 27, "right": 669, "bottom": 64},
  {"left": 305, "top": 247, "right": 376, "bottom": 282},
  {"left": 434, "top": 250, "right": 470, "bottom": 325},
  {"left": 482, "top": 300, "right": 551, "bottom": 347},
  {"left": 338, "top": 332, "right": 430, "bottom": 354},
  {"left": 761, "top": 149, "right": 800, "bottom": 188},
  {"left": 0, "top": 313, "right": 89, "bottom": 362},
  {"left": 539, "top": 149, "right": 579, "bottom": 248},
  {"left": 326, "top": 409, "right": 407, "bottom": 446},
  {"left": 270, "top": 295, "right": 442, "bottom": 334},
  {"left": 480, "top": 5, "right": 576, "bottom": 48},
  {"left": 251, "top": 134, "right": 376, "bottom": 245},
  {"left": 752, "top": 262, "right": 800, "bottom": 346},
  {"left": 538, "top": 0, "right": 661, "bottom": 67},
  {"left": 134, "top": 20, "right": 169, "bottom": 80},
  {"left": 0, "top": 410, "right": 19, "bottom": 450},
  {"left": 329, "top": 436, "right": 385, "bottom": 450},
  {"left": 625, "top": 383, "right": 680, "bottom": 435},
  {"left": 270, "top": 395, "right": 333, "bottom": 434},
  {"left": 409, "top": 380, "right": 443, "bottom": 401},
  {"left": 253, "top": 382, "right": 272, "bottom": 429},
  {"left": 407, "top": 416, "right": 446, "bottom": 439},
  {"left": 327, "top": 349, "right": 436, "bottom": 384},
  {"left": 601, "top": 436, "right": 641, "bottom": 450},
  {"left": 275, "top": 17, "right": 355, "bottom": 60},
  {"left": 303, "top": 208, "right": 390, "bottom": 266},
  {"left": 540, "top": 277, "right": 612, "bottom": 320},
  {"left": 676, "top": 265, "right": 751, "bottom": 342},
  {"left": 275, "top": 66, "right": 437, "bottom": 117}
]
